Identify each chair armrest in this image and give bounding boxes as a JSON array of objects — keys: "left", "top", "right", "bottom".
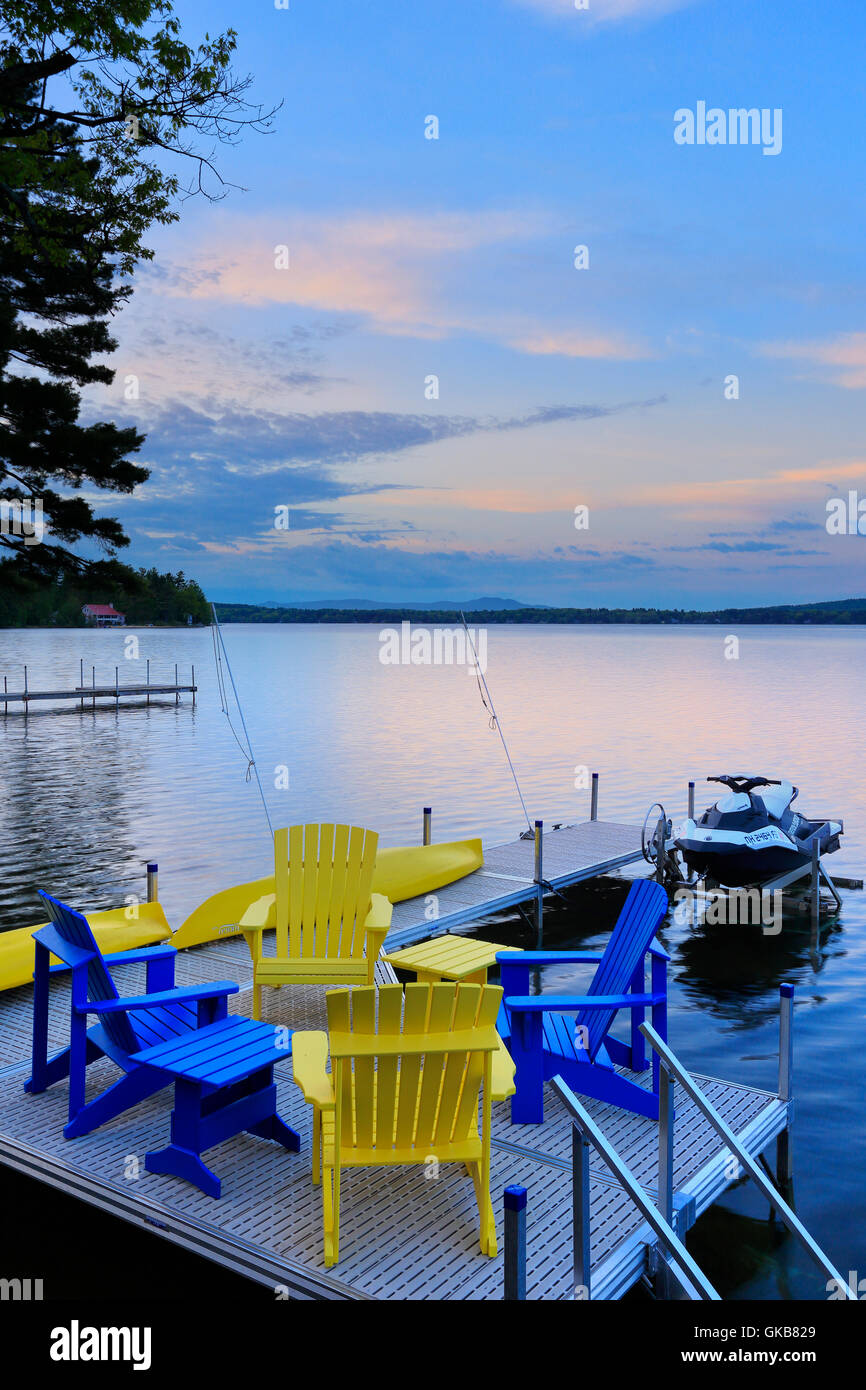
[
  {"left": 496, "top": 950, "right": 604, "bottom": 966},
  {"left": 291, "top": 1030, "right": 334, "bottom": 1108},
  {"left": 239, "top": 894, "right": 275, "bottom": 931},
  {"left": 364, "top": 893, "right": 392, "bottom": 938},
  {"left": 80, "top": 981, "right": 240, "bottom": 1014},
  {"left": 491, "top": 1034, "right": 516, "bottom": 1103},
  {"left": 504, "top": 992, "right": 658, "bottom": 1013},
  {"left": 101, "top": 944, "right": 178, "bottom": 967},
  {"left": 648, "top": 942, "right": 670, "bottom": 961}
]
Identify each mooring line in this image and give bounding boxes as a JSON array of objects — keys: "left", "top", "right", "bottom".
[
  {"left": 460, "top": 610, "right": 533, "bottom": 835},
  {"left": 211, "top": 603, "right": 274, "bottom": 840}
]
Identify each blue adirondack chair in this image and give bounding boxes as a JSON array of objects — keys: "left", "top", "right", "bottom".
[
  {"left": 25, "top": 892, "right": 301, "bottom": 1196},
  {"left": 497, "top": 878, "right": 670, "bottom": 1123}
]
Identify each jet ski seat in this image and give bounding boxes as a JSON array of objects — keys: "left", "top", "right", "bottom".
[{"left": 758, "top": 780, "right": 795, "bottom": 820}]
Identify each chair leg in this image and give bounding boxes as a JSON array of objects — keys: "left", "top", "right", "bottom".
[
  {"left": 323, "top": 1163, "right": 340, "bottom": 1266},
  {"left": 312, "top": 1107, "right": 321, "bottom": 1185},
  {"left": 469, "top": 1160, "right": 497, "bottom": 1257},
  {"left": 64, "top": 1067, "right": 168, "bottom": 1139},
  {"left": 252, "top": 982, "right": 262, "bottom": 1021},
  {"left": 67, "top": 1009, "right": 88, "bottom": 1126}
]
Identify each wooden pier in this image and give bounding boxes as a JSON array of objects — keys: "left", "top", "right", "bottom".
[{"left": 2, "top": 660, "right": 196, "bottom": 712}]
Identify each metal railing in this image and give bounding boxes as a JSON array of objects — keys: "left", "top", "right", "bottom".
[
  {"left": 550, "top": 1075, "right": 720, "bottom": 1300},
  {"left": 640, "top": 1012, "right": 857, "bottom": 1301}
]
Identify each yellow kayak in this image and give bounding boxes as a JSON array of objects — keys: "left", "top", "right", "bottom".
[
  {"left": 0, "top": 902, "right": 173, "bottom": 994},
  {"left": 0, "top": 838, "right": 483, "bottom": 991},
  {"left": 169, "top": 837, "right": 483, "bottom": 950}
]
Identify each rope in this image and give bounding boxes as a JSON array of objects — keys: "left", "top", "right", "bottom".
[
  {"left": 211, "top": 603, "right": 274, "bottom": 840},
  {"left": 460, "top": 611, "right": 533, "bottom": 834}
]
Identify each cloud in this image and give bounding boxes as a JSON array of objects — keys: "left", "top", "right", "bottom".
[
  {"left": 759, "top": 332, "right": 866, "bottom": 389},
  {"left": 144, "top": 208, "right": 646, "bottom": 359},
  {"left": 670, "top": 540, "right": 822, "bottom": 556},
  {"left": 509, "top": 330, "right": 646, "bottom": 360},
  {"left": 633, "top": 458, "right": 866, "bottom": 507},
  {"left": 98, "top": 393, "right": 664, "bottom": 562},
  {"left": 510, "top": 0, "right": 700, "bottom": 24}
]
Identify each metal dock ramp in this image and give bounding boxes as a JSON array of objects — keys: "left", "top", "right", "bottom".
[
  {"left": 0, "top": 936, "right": 794, "bottom": 1301},
  {"left": 387, "top": 819, "right": 644, "bottom": 949}
]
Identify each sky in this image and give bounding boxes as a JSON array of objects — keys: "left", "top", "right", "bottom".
[{"left": 82, "top": 0, "right": 866, "bottom": 607}]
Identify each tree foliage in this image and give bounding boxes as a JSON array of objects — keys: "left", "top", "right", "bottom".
[
  {"left": 0, "top": 556, "right": 210, "bottom": 625},
  {"left": 0, "top": 1, "right": 275, "bottom": 591}
]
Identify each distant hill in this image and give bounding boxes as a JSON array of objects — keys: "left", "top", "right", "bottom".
[
  {"left": 213, "top": 598, "right": 866, "bottom": 626},
  {"left": 256, "top": 596, "right": 536, "bottom": 611}
]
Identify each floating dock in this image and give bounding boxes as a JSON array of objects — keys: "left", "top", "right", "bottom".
[
  {"left": 0, "top": 935, "right": 792, "bottom": 1300},
  {"left": 388, "top": 819, "right": 645, "bottom": 949}
]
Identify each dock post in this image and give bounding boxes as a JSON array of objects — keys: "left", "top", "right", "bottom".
[
  {"left": 191, "top": 664, "right": 195, "bottom": 707},
  {"left": 688, "top": 780, "right": 695, "bottom": 819},
  {"left": 115, "top": 665, "right": 119, "bottom": 709},
  {"left": 422, "top": 806, "right": 432, "bottom": 846},
  {"left": 776, "top": 983, "right": 794, "bottom": 1187},
  {"left": 91, "top": 664, "right": 95, "bottom": 712},
  {"left": 79, "top": 659, "right": 84, "bottom": 711},
  {"left": 534, "top": 819, "right": 544, "bottom": 945},
  {"left": 3, "top": 675, "right": 6, "bottom": 717},
  {"left": 146, "top": 862, "right": 159, "bottom": 904},
  {"left": 175, "top": 662, "right": 179, "bottom": 705},
  {"left": 146, "top": 658, "right": 150, "bottom": 706},
  {"left": 503, "top": 1185, "right": 527, "bottom": 1301},
  {"left": 572, "top": 1128, "right": 591, "bottom": 1300},
  {"left": 23, "top": 664, "right": 28, "bottom": 716},
  {"left": 811, "top": 840, "right": 820, "bottom": 922},
  {"left": 654, "top": 1067, "right": 675, "bottom": 1293},
  {"left": 590, "top": 772, "right": 599, "bottom": 821}
]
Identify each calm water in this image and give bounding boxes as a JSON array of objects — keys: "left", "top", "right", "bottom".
[{"left": 1, "top": 622, "right": 864, "bottom": 1299}]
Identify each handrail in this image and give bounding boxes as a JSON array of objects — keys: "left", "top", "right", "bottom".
[
  {"left": 550, "top": 1076, "right": 720, "bottom": 1300},
  {"left": 639, "top": 1020, "right": 857, "bottom": 1300}
]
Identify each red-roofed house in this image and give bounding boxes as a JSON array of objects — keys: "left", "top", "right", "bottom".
[{"left": 82, "top": 604, "right": 126, "bottom": 627}]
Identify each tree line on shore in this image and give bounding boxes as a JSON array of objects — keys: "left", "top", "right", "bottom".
[
  {"left": 213, "top": 599, "right": 866, "bottom": 626},
  {"left": 0, "top": 564, "right": 210, "bottom": 627}
]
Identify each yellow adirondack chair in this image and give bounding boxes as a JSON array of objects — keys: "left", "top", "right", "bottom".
[
  {"left": 239, "top": 825, "right": 392, "bottom": 1020},
  {"left": 292, "top": 980, "right": 516, "bottom": 1266}
]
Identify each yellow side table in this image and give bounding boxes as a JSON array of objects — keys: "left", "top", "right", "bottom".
[{"left": 384, "top": 933, "right": 518, "bottom": 986}]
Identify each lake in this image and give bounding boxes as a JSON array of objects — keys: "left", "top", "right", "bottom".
[{"left": 1, "top": 621, "right": 864, "bottom": 1299}]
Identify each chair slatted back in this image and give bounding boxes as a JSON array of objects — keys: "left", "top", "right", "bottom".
[
  {"left": 327, "top": 982, "right": 500, "bottom": 1155},
  {"left": 274, "top": 824, "right": 378, "bottom": 960},
  {"left": 576, "top": 878, "right": 668, "bottom": 1060},
  {"left": 37, "top": 891, "right": 138, "bottom": 1054}
]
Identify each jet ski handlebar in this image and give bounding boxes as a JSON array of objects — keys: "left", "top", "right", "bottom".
[{"left": 707, "top": 775, "right": 782, "bottom": 793}]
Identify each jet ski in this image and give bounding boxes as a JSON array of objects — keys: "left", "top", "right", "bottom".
[{"left": 674, "top": 775, "right": 843, "bottom": 889}]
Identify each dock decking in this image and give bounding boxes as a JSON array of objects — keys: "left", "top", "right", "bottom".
[
  {"left": 0, "top": 935, "right": 789, "bottom": 1300},
  {"left": 387, "top": 820, "right": 645, "bottom": 949}
]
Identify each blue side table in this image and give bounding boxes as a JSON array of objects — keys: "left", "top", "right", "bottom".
[{"left": 135, "top": 1016, "right": 300, "bottom": 1197}]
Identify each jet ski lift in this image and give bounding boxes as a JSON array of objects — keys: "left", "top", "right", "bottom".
[{"left": 642, "top": 776, "right": 850, "bottom": 920}]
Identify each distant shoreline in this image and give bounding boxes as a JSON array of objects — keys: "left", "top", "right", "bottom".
[{"left": 211, "top": 600, "right": 866, "bottom": 626}]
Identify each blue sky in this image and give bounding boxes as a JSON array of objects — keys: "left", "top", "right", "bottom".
[{"left": 84, "top": 0, "right": 866, "bottom": 606}]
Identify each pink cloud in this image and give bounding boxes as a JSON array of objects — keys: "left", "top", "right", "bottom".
[{"left": 759, "top": 332, "right": 866, "bottom": 389}]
